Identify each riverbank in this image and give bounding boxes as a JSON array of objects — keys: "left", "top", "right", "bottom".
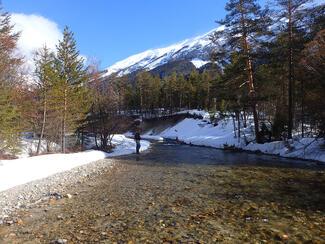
[
  {"left": 0, "top": 135, "right": 150, "bottom": 192},
  {"left": 0, "top": 135, "right": 150, "bottom": 222},
  {"left": 142, "top": 116, "right": 325, "bottom": 163}
]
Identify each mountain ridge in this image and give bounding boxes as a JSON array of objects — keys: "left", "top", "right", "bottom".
[{"left": 102, "top": 27, "right": 222, "bottom": 78}]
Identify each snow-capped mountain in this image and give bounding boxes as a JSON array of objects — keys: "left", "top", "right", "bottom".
[{"left": 103, "top": 27, "right": 222, "bottom": 78}]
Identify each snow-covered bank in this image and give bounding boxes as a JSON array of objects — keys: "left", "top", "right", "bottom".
[
  {"left": 0, "top": 135, "right": 150, "bottom": 192},
  {"left": 144, "top": 117, "right": 325, "bottom": 163},
  {"left": 176, "top": 109, "right": 210, "bottom": 119},
  {"left": 245, "top": 138, "right": 325, "bottom": 162},
  {"left": 17, "top": 138, "right": 60, "bottom": 158}
]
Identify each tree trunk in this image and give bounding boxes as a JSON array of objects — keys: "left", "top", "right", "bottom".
[
  {"left": 169, "top": 91, "right": 173, "bottom": 115},
  {"left": 232, "top": 114, "right": 237, "bottom": 138},
  {"left": 245, "top": 42, "right": 260, "bottom": 143},
  {"left": 108, "top": 134, "right": 114, "bottom": 147},
  {"left": 81, "top": 131, "right": 84, "bottom": 149},
  {"left": 236, "top": 111, "right": 241, "bottom": 142},
  {"left": 179, "top": 94, "right": 182, "bottom": 110},
  {"left": 239, "top": 0, "right": 260, "bottom": 143},
  {"left": 206, "top": 82, "right": 210, "bottom": 110},
  {"left": 94, "top": 132, "right": 99, "bottom": 149},
  {"left": 287, "top": 0, "right": 294, "bottom": 139},
  {"left": 301, "top": 77, "right": 304, "bottom": 138},
  {"left": 61, "top": 88, "right": 67, "bottom": 153},
  {"left": 140, "top": 87, "right": 143, "bottom": 117},
  {"left": 243, "top": 109, "right": 247, "bottom": 128},
  {"left": 36, "top": 94, "right": 47, "bottom": 155}
]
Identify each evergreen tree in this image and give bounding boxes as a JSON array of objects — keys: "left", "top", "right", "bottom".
[
  {"left": 188, "top": 70, "right": 200, "bottom": 109},
  {"left": 135, "top": 71, "right": 152, "bottom": 114},
  {"left": 176, "top": 74, "right": 186, "bottom": 109},
  {"left": 275, "top": 0, "right": 311, "bottom": 139},
  {"left": 34, "top": 46, "right": 57, "bottom": 154},
  {"left": 0, "top": 7, "right": 22, "bottom": 155},
  {"left": 55, "top": 26, "right": 91, "bottom": 153},
  {"left": 212, "top": 0, "right": 271, "bottom": 143},
  {"left": 299, "top": 29, "right": 325, "bottom": 136}
]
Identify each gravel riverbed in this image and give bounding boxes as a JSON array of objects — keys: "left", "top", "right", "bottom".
[{"left": 0, "top": 142, "right": 324, "bottom": 243}]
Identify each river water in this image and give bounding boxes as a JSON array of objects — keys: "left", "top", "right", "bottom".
[
  {"left": 122, "top": 140, "right": 325, "bottom": 169},
  {"left": 115, "top": 141, "right": 325, "bottom": 242},
  {"left": 1, "top": 141, "right": 324, "bottom": 243}
]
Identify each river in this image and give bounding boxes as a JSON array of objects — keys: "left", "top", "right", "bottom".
[{"left": 1, "top": 141, "right": 324, "bottom": 243}]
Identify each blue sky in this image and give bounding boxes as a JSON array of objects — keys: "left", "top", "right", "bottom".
[{"left": 4, "top": 0, "right": 267, "bottom": 69}]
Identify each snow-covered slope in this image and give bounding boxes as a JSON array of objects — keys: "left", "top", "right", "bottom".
[
  {"left": 103, "top": 28, "right": 221, "bottom": 77},
  {"left": 143, "top": 113, "right": 325, "bottom": 163}
]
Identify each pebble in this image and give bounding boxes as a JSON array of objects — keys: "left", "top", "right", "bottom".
[
  {"left": 50, "top": 192, "right": 63, "bottom": 200},
  {"left": 51, "top": 239, "right": 68, "bottom": 244},
  {"left": 282, "top": 234, "right": 289, "bottom": 240},
  {"left": 57, "top": 215, "right": 64, "bottom": 220},
  {"left": 16, "top": 219, "right": 23, "bottom": 225},
  {"left": 6, "top": 220, "right": 14, "bottom": 225},
  {"left": 66, "top": 194, "right": 73, "bottom": 199}
]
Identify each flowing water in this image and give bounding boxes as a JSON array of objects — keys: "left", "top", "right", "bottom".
[{"left": 1, "top": 141, "right": 324, "bottom": 243}]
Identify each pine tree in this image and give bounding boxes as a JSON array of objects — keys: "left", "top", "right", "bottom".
[
  {"left": 275, "top": 0, "right": 311, "bottom": 139},
  {"left": 165, "top": 72, "right": 177, "bottom": 113},
  {"left": 188, "top": 70, "right": 200, "bottom": 109},
  {"left": 34, "top": 46, "right": 56, "bottom": 154},
  {"left": 299, "top": 29, "right": 325, "bottom": 136},
  {"left": 176, "top": 74, "right": 186, "bottom": 109},
  {"left": 0, "top": 7, "right": 23, "bottom": 155},
  {"left": 55, "top": 26, "right": 91, "bottom": 153},
  {"left": 212, "top": 0, "right": 271, "bottom": 143},
  {"left": 135, "top": 71, "right": 152, "bottom": 115}
]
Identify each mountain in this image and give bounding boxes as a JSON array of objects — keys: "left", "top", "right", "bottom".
[{"left": 102, "top": 28, "right": 222, "bottom": 78}]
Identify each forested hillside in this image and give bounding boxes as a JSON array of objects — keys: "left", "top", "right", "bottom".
[
  {"left": 0, "top": 0, "right": 324, "bottom": 158},
  {"left": 100, "top": 0, "right": 325, "bottom": 143}
]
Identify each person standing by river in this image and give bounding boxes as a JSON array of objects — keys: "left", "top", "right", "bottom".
[{"left": 134, "top": 131, "right": 141, "bottom": 154}]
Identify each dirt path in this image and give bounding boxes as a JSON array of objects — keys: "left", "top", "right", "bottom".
[{"left": 0, "top": 143, "right": 324, "bottom": 243}]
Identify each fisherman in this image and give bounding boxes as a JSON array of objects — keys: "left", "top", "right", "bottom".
[{"left": 134, "top": 131, "right": 141, "bottom": 154}]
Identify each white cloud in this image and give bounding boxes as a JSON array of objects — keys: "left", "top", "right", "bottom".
[
  {"left": 10, "top": 13, "right": 88, "bottom": 79},
  {"left": 10, "top": 13, "right": 62, "bottom": 73}
]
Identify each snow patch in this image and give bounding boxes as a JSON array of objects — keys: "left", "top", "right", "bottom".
[
  {"left": 191, "top": 59, "right": 209, "bottom": 68},
  {"left": 0, "top": 135, "right": 150, "bottom": 192},
  {"left": 177, "top": 109, "right": 211, "bottom": 119}
]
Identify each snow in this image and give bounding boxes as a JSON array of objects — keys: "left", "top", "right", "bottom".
[
  {"left": 17, "top": 138, "right": 60, "bottom": 158},
  {"left": 191, "top": 59, "right": 209, "bottom": 68},
  {"left": 125, "top": 131, "right": 164, "bottom": 141},
  {"left": 0, "top": 135, "right": 150, "bottom": 192},
  {"left": 177, "top": 109, "right": 211, "bottom": 119},
  {"left": 93, "top": 134, "right": 150, "bottom": 157},
  {"left": 160, "top": 118, "right": 246, "bottom": 149},
  {"left": 146, "top": 116, "right": 325, "bottom": 163},
  {"left": 245, "top": 138, "right": 325, "bottom": 162},
  {"left": 140, "top": 132, "right": 164, "bottom": 141},
  {"left": 103, "top": 28, "right": 217, "bottom": 77}
]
